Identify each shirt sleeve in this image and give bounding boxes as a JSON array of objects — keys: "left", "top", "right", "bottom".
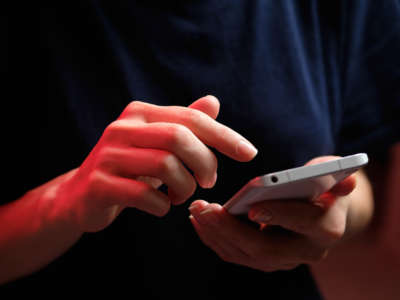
[{"left": 337, "top": 0, "right": 400, "bottom": 160}]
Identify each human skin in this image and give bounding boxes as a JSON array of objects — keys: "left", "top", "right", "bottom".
[
  {"left": 0, "top": 95, "right": 375, "bottom": 284},
  {"left": 189, "top": 157, "right": 374, "bottom": 271},
  {"left": 311, "top": 144, "right": 400, "bottom": 300},
  {"left": 0, "top": 95, "right": 257, "bottom": 284}
]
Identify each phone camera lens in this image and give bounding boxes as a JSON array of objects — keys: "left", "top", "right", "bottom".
[{"left": 271, "top": 175, "right": 278, "bottom": 183}]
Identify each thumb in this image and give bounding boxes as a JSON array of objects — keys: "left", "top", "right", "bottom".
[
  {"left": 305, "top": 155, "right": 356, "bottom": 196},
  {"left": 188, "top": 95, "right": 220, "bottom": 120}
]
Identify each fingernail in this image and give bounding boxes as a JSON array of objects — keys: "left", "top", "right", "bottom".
[
  {"left": 199, "top": 207, "right": 219, "bottom": 225},
  {"left": 237, "top": 140, "right": 258, "bottom": 158},
  {"left": 188, "top": 203, "right": 200, "bottom": 213},
  {"left": 251, "top": 209, "right": 272, "bottom": 223},
  {"left": 204, "top": 172, "right": 218, "bottom": 189}
]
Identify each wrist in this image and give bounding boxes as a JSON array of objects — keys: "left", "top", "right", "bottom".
[{"left": 40, "top": 169, "right": 85, "bottom": 238}]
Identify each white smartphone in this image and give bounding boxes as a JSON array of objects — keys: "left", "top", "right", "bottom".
[{"left": 223, "top": 153, "right": 369, "bottom": 215}]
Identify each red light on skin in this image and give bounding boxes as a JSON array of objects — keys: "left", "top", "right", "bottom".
[{"left": 314, "top": 192, "right": 337, "bottom": 209}]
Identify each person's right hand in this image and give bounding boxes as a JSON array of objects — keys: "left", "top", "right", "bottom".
[{"left": 53, "top": 95, "right": 258, "bottom": 233}]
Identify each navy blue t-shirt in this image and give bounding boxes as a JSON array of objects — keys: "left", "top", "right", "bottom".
[{"left": 4, "top": 1, "right": 400, "bottom": 299}]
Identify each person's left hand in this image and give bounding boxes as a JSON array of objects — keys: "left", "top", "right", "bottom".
[{"left": 189, "top": 156, "right": 357, "bottom": 271}]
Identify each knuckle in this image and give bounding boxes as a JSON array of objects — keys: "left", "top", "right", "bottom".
[
  {"left": 106, "top": 120, "right": 122, "bottom": 131},
  {"left": 119, "top": 100, "right": 146, "bottom": 120},
  {"left": 320, "top": 219, "right": 346, "bottom": 243},
  {"left": 87, "top": 170, "right": 108, "bottom": 193},
  {"left": 97, "top": 146, "right": 115, "bottom": 159},
  {"left": 126, "top": 100, "right": 143, "bottom": 113},
  {"left": 166, "top": 124, "right": 192, "bottom": 149},
  {"left": 157, "top": 152, "right": 179, "bottom": 176},
  {"left": 106, "top": 120, "right": 125, "bottom": 133},
  {"left": 103, "top": 120, "right": 131, "bottom": 141},
  {"left": 185, "top": 108, "right": 206, "bottom": 126},
  {"left": 214, "top": 124, "right": 233, "bottom": 144},
  {"left": 94, "top": 147, "right": 117, "bottom": 170}
]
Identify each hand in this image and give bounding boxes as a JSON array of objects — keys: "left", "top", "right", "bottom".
[
  {"left": 189, "top": 156, "right": 358, "bottom": 272},
  {"left": 53, "top": 96, "right": 258, "bottom": 232}
]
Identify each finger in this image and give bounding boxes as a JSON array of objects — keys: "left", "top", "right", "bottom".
[
  {"left": 304, "top": 155, "right": 357, "bottom": 200},
  {"left": 328, "top": 173, "right": 356, "bottom": 196},
  {"left": 105, "top": 121, "right": 218, "bottom": 189},
  {"left": 249, "top": 199, "right": 347, "bottom": 245},
  {"left": 189, "top": 201, "right": 255, "bottom": 265},
  {"left": 91, "top": 171, "right": 171, "bottom": 216},
  {"left": 189, "top": 214, "right": 249, "bottom": 265},
  {"left": 98, "top": 147, "right": 196, "bottom": 205},
  {"left": 119, "top": 101, "right": 258, "bottom": 162},
  {"left": 305, "top": 155, "right": 341, "bottom": 166},
  {"left": 192, "top": 216, "right": 307, "bottom": 271},
  {"left": 188, "top": 95, "right": 220, "bottom": 120},
  {"left": 189, "top": 201, "right": 328, "bottom": 266},
  {"left": 136, "top": 176, "right": 163, "bottom": 189},
  {"left": 189, "top": 201, "right": 266, "bottom": 256}
]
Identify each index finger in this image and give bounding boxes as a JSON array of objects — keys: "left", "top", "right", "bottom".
[
  {"left": 189, "top": 201, "right": 327, "bottom": 265},
  {"left": 125, "top": 101, "right": 258, "bottom": 162},
  {"left": 328, "top": 174, "right": 356, "bottom": 196}
]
